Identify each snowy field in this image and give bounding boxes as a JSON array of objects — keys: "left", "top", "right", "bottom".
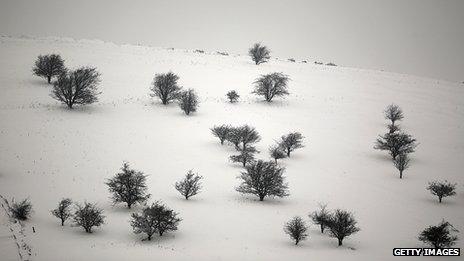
[{"left": 0, "top": 36, "right": 463, "bottom": 260}]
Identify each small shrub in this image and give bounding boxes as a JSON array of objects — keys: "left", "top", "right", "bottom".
[
  {"left": 310, "top": 203, "right": 331, "bottom": 233},
  {"left": 150, "top": 72, "right": 182, "bottom": 105},
  {"left": 384, "top": 104, "right": 404, "bottom": 126},
  {"left": 226, "top": 90, "right": 240, "bottom": 103},
  {"left": 9, "top": 198, "right": 33, "bottom": 221},
  {"left": 178, "top": 89, "right": 199, "bottom": 115},
  {"left": 211, "top": 124, "right": 232, "bottom": 145},
  {"left": 284, "top": 216, "right": 308, "bottom": 245},
  {"left": 279, "top": 132, "right": 304, "bottom": 157},
  {"left": 327, "top": 209, "right": 360, "bottom": 246},
  {"left": 252, "top": 73, "right": 290, "bottom": 102},
  {"left": 51, "top": 198, "right": 72, "bottom": 226},
  {"left": 426, "top": 181, "right": 457, "bottom": 203},
  {"left": 326, "top": 62, "right": 337, "bottom": 66},
  {"left": 269, "top": 145, "right": 286, "bottom": 163},
  {"left": 393, "top": 153, "right": 410, "bottom": 179},
  {"left": 73, "top": 202, "right": 105, "bottom": 233},
  {"left": 249, "top": 43, "right": 271, "bottom": 65},
  {"left": 175, "top": 170, "right": 203, "bottom": 200},
  {"left": 419, "top": 220, "right": 459, "bottom": 248},
  {"left": 131, "top": 201, "right": 181, "bottom": 240}
]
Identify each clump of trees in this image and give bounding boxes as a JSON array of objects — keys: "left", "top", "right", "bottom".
[
  {"left": 9, "top": 198, "right": 33, "bottom": 221},
  {"left": 178, "top": 89, "right": 199, "bottom": 115},
  {"left": 130, "top": 201, "right": 181, "bottom": 240},
  {"left": 51, "top": 198, "right": 73, "bottom": 226},
  {"left": 236, "top": 160, "right": 289, "bottom": 201},
  {"left": 278, "top": 132, "right": 304, "bottom": 157},
  {"left": 33, "top": 54, "right": 66, "bottom": 83},
  {"left": 51, "top": 67, "right": 101, "bottom": 109},
  {"left": 326, "top": 209, "right": 360, "bottom": 246},
  {"left": 252, "top": 73, "right": 290, "bottom": 102},
  {"left": 211, "top": 124, "right": 232, "bottom": 145},
  {"left": 309, "top": 204, "right": 331, "bottom": 233},
  {"left": 419, "top": 220, "right": 459, "bottom": 248},
  {"left": 248, "top": 43, "right": 270, "bottom": 65},
  {"left": 106, "top": 162, "right": 150, "bottom": 209},
  {"left": 226, "top": 90, "right": 240, "bottom": 103},
  {"left": 73, "top": 202, "right": 105, "bottom": 233},
  {"left": 175, "top": 170, "right": 203, "bottom": 200},
  {"left": 426, "top": 181, "right": 457, "bottom": 203},
  {"left": 150, "top": 72, "right": 182, "bottom": 105},
  {"left": 284, "top": 216, "right": 308, "bottom": 245}
]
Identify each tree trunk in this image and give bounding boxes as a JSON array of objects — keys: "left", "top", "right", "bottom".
[
  {"left": 439, "top": 196, "right": 442, "bottom": 203},
  {"left": 399, "top": 171, "right": 403, "bottom": 179},
  {"left": 295, "top": 239, "right": 299, "bottom": 245},
  {"left": 159, "top": 231, "right": 164, "bottom": 236},
  {"left": 259, "top": 195, "right": 264, "bottom": 201},
  {"left": 275, "top": 158, "right": 277, "bottom": 164},
  {"left": 338, "top": 238, "right": 343, "bottom": 246},
  {"left": 287, "top": 149, "right": 291, "bottom": 157},
  {"left": 320, "top": 225, "right": 324, "bottom": 233},
  {"left": 61, "top": 219, "right": 64, "bottom": 226},
  {"left": 148, "top": 234, "right": 152, "bottom": 241},
  {"left": 47, "top": 75, "right": 51, "bottom": 84}
]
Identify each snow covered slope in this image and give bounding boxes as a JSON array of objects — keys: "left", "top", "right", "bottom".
[{"left": 0, "top": 36, "right": 463, "bottom": 261}]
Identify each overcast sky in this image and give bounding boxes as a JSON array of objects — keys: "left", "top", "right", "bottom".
[{"left": 1, "top": 0, "right": 463, "bottom": 82}]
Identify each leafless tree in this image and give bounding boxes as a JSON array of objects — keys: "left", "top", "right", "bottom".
[
  {"left": 178, "top": 89, "right": 199, "bottom": 115},
  {"left": 279, "top": 132, "right": 304, "bottom": 157},
  {"left": 419, "top": 220, "right": 459, "bottom": 248},
  {"left": 51, "top": 198, "right": 72, "bottom": 226},
  {"left": 226, "top": 90, "right": 240, "bottom": 103},
  {"left": 393, "top": 153, "right": 410, "bottom": 179},
  {"left": 73, "top": 202, "right": 105, "bottom": 233},
  {"left": 106, "top": 162, "right": 150, "bottom": 209},
  {"left": 226, "top": 127, "right": 242, "bottom": 149},
  {"left": 236, "top": 160, "right": 289, "bottom": 201},
  {"left": 150, "top": 72, "right": 182, "bottom": 105},
  {"left": 130, "top": 201, "right": 181, "bottom": 240},
  {"left": 310, "top": 203, "right": 331, "bottom": 233},
  {"left": 284, "top": 216, "right": 308, "bottom": 245},
  {"left": 252, "top": 73, "right": 290, "bottom": 102},
  {"left": 9, "top": 198, "right": 33, "bottom": 221},
  {"left": 374, "top": 132, "right": 417, "bottom": 159},
  {"left": 384, "top": 104, "right": 404, "bottom": 126},
  {"left": 51, "top": 67, "right": 101, "bottom": 109},
  {"left": 211, "top": 124, "right": 232, "bottom": 145},
  {"left": 33, "top": 54, "right": 66, "bottom": 83},
  {"left": 269, "top": 145, "right": 286, "bottom": 163},
  {"left": 387, "top": 123, "right": 400, "bottom": 134},
  {"left": 238, "top": 125, "right": 261, "bottom": 150},
  {"left": 426, "top": 181, "right": 457, "bottom": 203},
  {"left": 327, "top": 209, "right": 360, "bottom": 246},
  {"left": 248, "top": 43, "right": 271, "bottom": 65},
  {"left": 175, "top": 170, "right": 203, "bottom": 200},
  {"left": 230, "top": 146, "right": 258, "bottom": 167}
]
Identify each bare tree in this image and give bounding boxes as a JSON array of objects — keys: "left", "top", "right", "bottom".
[
  {"left": 130, "top": 201, "right": 181, "bottom": 240},
  {"left": 106, "top": 162, "right": 150, "bottom": 209},
  {"left": 211, "top": 124, "right": 232, "bottom": 145},
  {"left": 327, "top": 209, "right": 360, "bottom": 246},
  {"left": 226, "top": 90, "right": 240, "bottom": 103},
  {"left": 33, "top": 54, "right": 66, "bottom": 83},
  {"left": 387, "top": 123, "right": 400, "bottom": 134},
  {"left": 175, "top": 170, "right": 203, "bottom": 200},
  {"left": 384, "top": 104, "right": 404, "bottom": 126},
  {"left": 230, "top": 146, "right": 258, "bottom": 167},
  {"left": 419, "top": 220, "right": 459, "bottom": 248},
  {"left": 284, "top": 216, "right": 308, "bottom": 245},
  {"left": 51, "top": 198, "right": 72, "bottom": 226},
  {"left": 237, "top": 125, "right": 261, "bottom": 150},
  {"left": 236, "top": 160, "right": 289, "bottom": 201},
  {"left": 269, "top": 145, "right": 286, "bottom": 163},
  {"left": 73, "top": 202, "right": 105, "bottom": 233},
  {"left": 178, "top": 89, "right": 199, "bottom": 115},
  {"left": 279, "top": 132, "right": 304, "bottom": 157},
  {"left": 310, "top": 203, "right": 331, "bottom": 233},
  {"left": 226, "top": 127, "right": 242, "bottom": 150},
  {"left": 252, "top": 73, "right": 290, "bottom": 102},
  {"left": 393, "top": 153, "right": 410, "bottom": 179},
  {"left": 426, "top": 181, "right": 457, "bottom": 203},
  {"left": 51, "top": 67, "right": 101, "bottom": 109},
  {"left": 374, "top": 132, "right": 417, "bottom": 159},
  {"left": 150, "top": 72, "right": 182, "bottom": 105},
  {"left": 248, "top": 43, "right": 271, "bottom": 65},
  {"left": 9, "top": 198, "right": 33, "bottom": 221}
]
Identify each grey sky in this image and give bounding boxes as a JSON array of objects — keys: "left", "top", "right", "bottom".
[{"left": 1, "top": 0, "right": 463, "bottom": 82}]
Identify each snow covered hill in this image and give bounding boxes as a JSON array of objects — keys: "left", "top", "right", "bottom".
[{"left": 0, "top": 36, "right": 463, "bottom": 260}]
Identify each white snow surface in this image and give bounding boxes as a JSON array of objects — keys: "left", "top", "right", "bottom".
[{"left": 0, "top": 36, "right": 463, "bottom": 261}]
